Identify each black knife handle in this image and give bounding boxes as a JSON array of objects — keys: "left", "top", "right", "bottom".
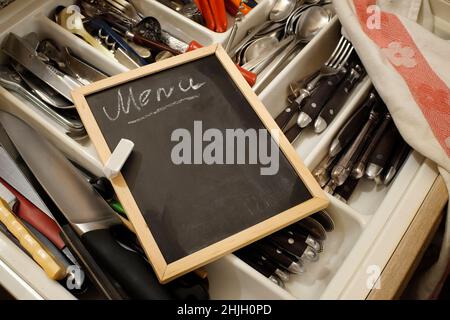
[
  {"left": 60, "top": 224, "right": 125, "bottom": 300},
  {"left": 284, "top": 124, "right": 303, "bottom": 143},
  {"left": 318, "top": 64, "right": 366, "bottom": 126},
  {"left": 368, "top": 124, "right": 399, "bottom": 167},
  {"left": 301, "top": 70, "right": 348, "bottom": 122},
  {"left": 234, "top": 250, "right": 273, "bottom": 278},
  {"left": 252, "top": 242, "right": 295, "bottom": 269},
  {"left": 275, "top": 104, "right": 299, "bottom": 130},
  {"left": 81, "top": 228, "right": 173, "bottom": 300},
  {"left": 334, "top": 177, "right": 360, "bottom": 203},
  {"left": 333, "top": 92, "right": 378, "bottom": 151},
  {"left": 268, "top": 231, "right": 307, "bottom": 258}
]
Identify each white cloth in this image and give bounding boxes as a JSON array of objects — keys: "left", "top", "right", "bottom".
[{"left": 333, "top": 0, "right": 450, "bottom": 299}]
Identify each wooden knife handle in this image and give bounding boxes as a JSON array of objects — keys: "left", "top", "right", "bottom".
[
  {"left": 0, "top": 177, "right": 65, "bottom": 250},
  {"left": 0, "top": 198, "right": 66, "bottom": 280}
]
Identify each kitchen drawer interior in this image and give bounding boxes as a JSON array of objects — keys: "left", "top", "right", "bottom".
[{"left": 0, "top": 1, "right": 441, "bottom": 300}]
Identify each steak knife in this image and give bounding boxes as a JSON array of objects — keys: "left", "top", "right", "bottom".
[{"left": 0, "top": 112, "right": 173, "bottom": 300}]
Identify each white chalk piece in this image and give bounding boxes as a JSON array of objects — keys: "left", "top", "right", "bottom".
[{"left": 103, "top": 139, "right": 135, "bottom": 179}]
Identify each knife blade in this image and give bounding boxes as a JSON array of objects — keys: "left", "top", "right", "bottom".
[
  {"left": 0, "top": 145, "right": 52, "bottom": 217},
  {"left": 2, "top": 33, "right": 80, "bottom": 102},
  {"left": 0, "top": 111, "right": 173, "bottom": 299}
]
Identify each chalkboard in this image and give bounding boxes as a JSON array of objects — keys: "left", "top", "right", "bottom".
[{"left": 72, "top": 45, "right": 328, "bottom": 283}]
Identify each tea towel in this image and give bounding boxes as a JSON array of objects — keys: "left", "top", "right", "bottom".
[{"left": 333, "top": 0, "right": 449, "bottom": 299}]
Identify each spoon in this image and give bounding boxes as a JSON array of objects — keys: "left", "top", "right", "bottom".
[
  {"left": 230, "top": 0, "right": 297, "bottom": 57},
  {"left": 243, "top": 36, "right": 281, "bottom": 64},
  {"left": 58, "top": 5, "right": 116, "bottom": 60},
  {"left": 252, "top": 6, "right": 330, "bottom": 91}
]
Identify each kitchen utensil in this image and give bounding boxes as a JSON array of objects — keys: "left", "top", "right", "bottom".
[
  {"left": 311, "top": 211, "right": 334, "bottom": 232},
  {"left": 58, "top": 5, "right": 116, "bottom": 61},
  {"left": 331, "top": 104, "right": 382, "bottom": 186},
  {"left": 0, "top": 183, "right": 66, "bottom": 280},
  {"left": 365, "top": 123, "right": 400, "bottom": 179},
  {"left": 2, "top": 33, "right": 80, "bottom": 103},
  {"left": 209, "top": 0, "right": 228, "bottom": 32},
  {"left": 314, "top": 61, "right": 366, "bottom": 133},
  {"left": 297, "top": 67, "right": 348, "bottom": 128},
  {"left": 12, "top": 63, "right": 73, "bottom": 109},
  {"left": 352, "top": 112, "right": 392, "bottom": 179},
  {"left": 0, "top": 67, "right": 85, "bottom": 137},
  {"left": 0, "top": 112, "right": 173, "bottom": 299},
  {"left": 305, "top": 35, "right": 354, "bottom": 92},
  {"left": 329, "top": 92, "right": 377, "bottom": 157},
  {"left": 230, "top": 0, "right": 297, "bottom": 57},
  {"left": 225, "top": 0, "right": 244, "bottom": 53},
  {"left": 380, "top": 140, "right": 411, "bottom": 185}
]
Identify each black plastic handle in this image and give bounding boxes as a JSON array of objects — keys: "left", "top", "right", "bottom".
[
  {"left": 252, "top": 242, "right": 294, "bottom": 269},
  {"left": 268, "top": 231, "right": 307, "bottom": 258},
  {"left": 368, "top": 124, "right": 399, "bottom": 167},
  {"left": 284, "top": 124, "right": 303, "bottom": 143},
  {"left": 333, "top": 92, "right": 378, "bottom": 151},
  {"left": 275, "top": 103, "right": 299, "bottom": 130},
  {"left": 300, "top": 70, "right": 348, "bottom": 122},
  {"left": 81, "top": 228, "right": 173, "bottom": 300},
  {"left": 334, "top": 178, "right": 360, "bottom": 202},
  {"left": 318, "top": 64, "right": 366, "bottom": 126}
]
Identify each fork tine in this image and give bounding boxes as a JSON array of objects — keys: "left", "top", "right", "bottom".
[
  {"left": 335, "top": 45, "right": 354, "bottom": 69},
  {"left": 327, "top": 39, "right": 349, "bottom": 67},
  {"left": 325, "top": 36, "right": 345, "bottom": 66},
  {"left": 329, "top": 41, "right": 352, "bottom": 69}
]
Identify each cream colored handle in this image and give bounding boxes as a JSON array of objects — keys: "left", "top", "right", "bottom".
[{"left": 0, "top": 198, "right": 66, "bottom": 280}]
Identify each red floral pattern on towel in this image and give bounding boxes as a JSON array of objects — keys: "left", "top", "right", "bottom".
[{"left": 353, "top": 0, "right": 450, "bottom": 157}]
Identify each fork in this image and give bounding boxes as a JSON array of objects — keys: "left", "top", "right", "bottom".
[
  {"left": 305, "top": 36, "right": 354, "bottom": 91},
  {"left": 104, "top": 0, "right": 142, "bottom": 24},
  {"left": 274, "top": 36, "right": 354, "bottom": 133}
]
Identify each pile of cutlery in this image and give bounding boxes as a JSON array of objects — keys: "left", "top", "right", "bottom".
[
  {"left": 275, "top": 36, "right": 367, "bottom": 141},
  {"left": 236, "top": 211, "right": 334, "bottom": 287},
  {"left": 313, "top": 91, "right": 411, "bottom": 204},
  {"left": 230, "top": 0, "right": 334, "bottom": 90}
]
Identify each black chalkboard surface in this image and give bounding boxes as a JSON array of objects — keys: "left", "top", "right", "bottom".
[{"left": 73, "top": 45, "right": 328, "bottom": 283}]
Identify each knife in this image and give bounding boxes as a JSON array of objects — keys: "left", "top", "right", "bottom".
[
  {"left": 310, "top": 211, "right": 334, "bottom": 233},
  {"left": 331, "top": 103, "right": 382, "bottom": 186},
  {"left": 0, "top": 183, "right": 66, "bottom": 280},
  {"left": 268, "top": 230, "right": 319, "bottom": 262},
  {"left": 333, "top": 177, "right": 360, "bottom": 204},
  {"left": 366, "top": 123, "right": 400, "bottom": 179},
  {"left": 234, "top": 248, "right": 285, "bottom": 287},
  {"left": 295, "top": 217, "right": 327, "bottom": 242},
  {"left": 297, "top": 68, "right": 348, "bottom": 129},
  {"left": 380, "top": 139, "right": 411, "bottom": 186},
  {"left": 328, "top": 92, "right": 378, "bottom": 158},
  {"left": 352, "top": 112, "right": 392, "bottom": 179},
  {"left": 250, "top": 241, "right": 304, "bottom": 274},
  {"left": 0, "top": 112, "right": 173, "bottom": 299},
  {"left": 2, "top": 33, "right": 80, "bottom": 102},
  {"left": 314, "top": 62, "right": 366, "bottom": 133}
]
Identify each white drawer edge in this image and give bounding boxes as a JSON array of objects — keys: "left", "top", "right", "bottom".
[{"left": 320, "top": 159, "right": 438, "bottom": 299}]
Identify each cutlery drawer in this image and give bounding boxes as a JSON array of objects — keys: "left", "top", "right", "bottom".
[{"left": 0, "top": 0, "right": 443, "bottom": 300}]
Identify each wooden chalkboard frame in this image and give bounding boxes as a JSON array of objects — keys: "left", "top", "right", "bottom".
[{"left": 72, "top": 44, "right": 329, "bottom": 283}]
